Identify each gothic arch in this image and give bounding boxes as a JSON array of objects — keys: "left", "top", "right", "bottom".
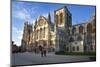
[
  {"left": 40, "top": 28, "right": 42, "bottom": 38},
  {"left": 60, "top": 13, "right": 63, "bottom": 24},
  {"left": 77, "top": 35, "right": 82, "bottom": 41},
  {"left": 87, "top": 23, "right": 92, "bottom": 33},
  {"left": 72, "top": 27, "right": 76, "bottom": 34},
  {"left": 69, "top": 37, "right": 74, "bottom": 42},
  {"left": 37, "top": 16, "right": 48, "bottom": 27},
  {"left": 43, "top": 27, "right": 45, "bottom": 38},
  {"left": 55, "top": 15, "right": 58, "bottom": 24},
  {"left": 79, "top": 25, "right": 83, "bottom": 33},
  {"left": 87, "top": 34, "right": 92, "bottom": 44}
]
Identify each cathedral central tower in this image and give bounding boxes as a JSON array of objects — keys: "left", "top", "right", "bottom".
[{"left": 54, "top": 6, "right": 72, "bottom": 51}]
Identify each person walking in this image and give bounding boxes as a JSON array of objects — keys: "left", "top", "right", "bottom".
[
  {"left": 43, "top": 45, "right": 47, "bottom": 57},
  {"left": 39, "top": 45, "right": 43, "bottom": 57}
]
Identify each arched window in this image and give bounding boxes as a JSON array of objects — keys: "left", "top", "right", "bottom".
[
  {"left": 43, "top": 27, "right": 45, "bottom": 38},
  {"left": 55, "top": 15, "right": 58, "bottom": 24},
  {"left": 66, "top": 47, "right": 69, "bottom": 51},
  {"left": 60, "top": 13, "right": 63, "bottom": 24},
  {"left": 69, "top": 37, "right": 74, "bottom": 42},
  {"left": 40, "top": 28, "right": 42, "bottom": 38},
  {"left": 77, "top": 36, "right": 82, "bottom": 41},
  {"left": 77, "top": 46, "right": 79, "bottom": 51},
  {"left": 79, "top": 25, "right": 83, "bottom": 33},
  {"left": 36, "top": 31, "right": 38, "bottom": 39},
  {"left": 87, "top": 23, "right": 92, "bottom": 33},
  {"left": 72, "top": 47, "right": 75, "bottom": 51},
  {"left": 72, "top": 27, "right": 76, "bottom": 34},
  {"left": 87, "top": 34, "right": 92, "bottom": 45},
  {"left": 93, "top": 28, "right": 96, "bottom": 33},
  {"left": 84, "top": 46, "right": 87, "bottom": 51}
]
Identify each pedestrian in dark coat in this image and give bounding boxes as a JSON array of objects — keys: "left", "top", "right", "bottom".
[
  {"left": 39, "top": 45, "right": 43, "bottom": 57},
  {"left": 43, "top": 46, "right": 47, "bottom": 57}
]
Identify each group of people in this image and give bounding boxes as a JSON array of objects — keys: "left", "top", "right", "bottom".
[
  {"left": 34, "top": 45, "right": 47, "bottom": 57},
  {"left": 39, "top": 45, "right": 47, "bottom": 57}
]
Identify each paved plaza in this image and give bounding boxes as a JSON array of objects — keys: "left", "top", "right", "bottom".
[{"left": 12, "top": 52, "right": 95, "bottom": 66}]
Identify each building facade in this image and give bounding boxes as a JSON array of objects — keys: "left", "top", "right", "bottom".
[
  {"left": 67, "top": 16, "right": 96, "bottom": 52},
  {"left": 21, "top": 6, "right": 96, "bottom": 52},
  {"left": 21, "top": 22, "right": 33, "bottom": 51}
]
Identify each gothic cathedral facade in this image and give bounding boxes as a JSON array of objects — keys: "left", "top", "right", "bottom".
[{"left": 21, "top": 6, "right": 96, "bottom": 52}]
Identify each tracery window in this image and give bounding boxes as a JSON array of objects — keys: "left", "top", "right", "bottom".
[
  {"left": 72, "top": 47, "right": 75, "bottom": 51},
  {"left": 40, "top": 28, "right": 42, "bottom": 38},
  {"left": 72, "top": 27, "right": 76, "bottom": 34},
  {"left": 87, "top": 23, "right": 92, "bottom": 33},
  {"left": 79, "top": 25, "right": 83, "bottom": 33},
  {"left": 77, "top": 36, "right": 82, "bottom": 41},
  {"left": 69, "top": 37, "right": 74, "bottom": 42},
  {"left": 39, "top": 19, "right": 43, "bottom": 26},
  {"left": 77, "top": 46, "right": 79, "bottom": 51},
  {"left": 55, "top": 15, "right": 58, "bottom": 25},
  {"left": 59, "top": 13, "right": 63, "bottom": 25},
  {"left": 43, "top": 27, "right": 45, "bottom": 38}
]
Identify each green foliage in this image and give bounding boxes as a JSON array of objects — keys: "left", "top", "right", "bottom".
[{"left": 55, "top": 51, "right": 96, "bottom": 56}]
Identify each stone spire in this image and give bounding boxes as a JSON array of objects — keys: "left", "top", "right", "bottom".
[
  {"left": 48, "top": 13, "right": 51, "bottom": 24},
  {"left": 34, "top": 19, "right": 37, "bottom": 29}
]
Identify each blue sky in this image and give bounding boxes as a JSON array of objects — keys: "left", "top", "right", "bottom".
[{"left": 12, "top": 1, "right": 96, "bottom": 46}]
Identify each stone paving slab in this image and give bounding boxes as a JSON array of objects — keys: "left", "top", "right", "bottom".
[{"left": 11, "top": 52, "right": 95, "bottom": 66}]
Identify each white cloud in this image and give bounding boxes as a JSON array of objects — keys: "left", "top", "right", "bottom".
[
  {"left": 12, "top": 27, "right": 23, "bottom": 46},
  {"left": 12, "top": 7, "right": 36, "bottom": 46},
  {"left": 17, "top": 30, "right": 23, "bottom": 40},
  {"left": 16, "top": 30, "right": 23, "bottom": 35},
  {"left": 12, "top": 5, "right": 40, "bottom": 22},
  {"left": 43, "top": 13, "right": 48, "bottom": 18},
  {"left": 13, "top": 8, "right": 31, "bottom": 21},
  {"left": 15, "top": 41, "right": 21, "bottom": 47}
]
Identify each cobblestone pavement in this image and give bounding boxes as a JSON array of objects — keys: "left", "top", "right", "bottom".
[{"left": 11, "top": 52, "right": 95, "bottom": 66}]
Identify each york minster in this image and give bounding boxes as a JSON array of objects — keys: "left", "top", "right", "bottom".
[
  {"left": 12, "top": 1, "right": 96, "bottom": 66},
  {"left": 21, "top": 6, "right": 96, "bottom": 53}
]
